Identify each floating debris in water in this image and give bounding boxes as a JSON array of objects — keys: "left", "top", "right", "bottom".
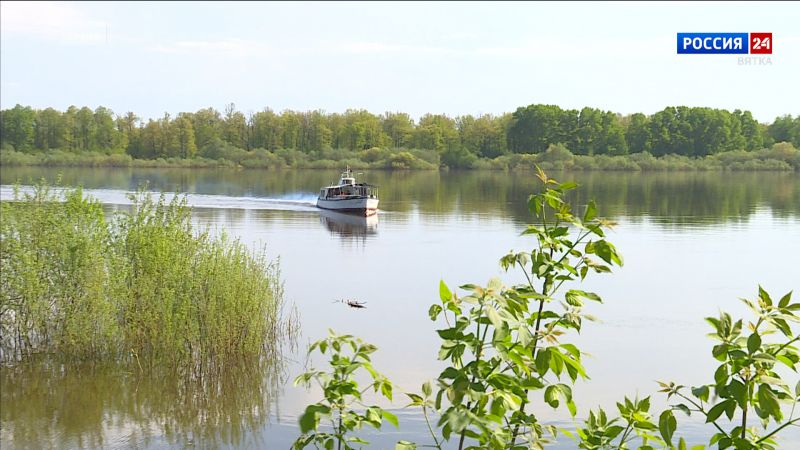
[{"left": 333, "top": 299, "right": 367, "bottom": 309}]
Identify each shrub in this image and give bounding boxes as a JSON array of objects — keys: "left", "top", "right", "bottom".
[{"left": 536, "top": 143, "right": 574, "bottom": 163}]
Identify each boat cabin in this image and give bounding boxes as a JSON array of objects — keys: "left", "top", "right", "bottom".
[{"left": 319, "top": 168, "right": 378, "bottom": 200}]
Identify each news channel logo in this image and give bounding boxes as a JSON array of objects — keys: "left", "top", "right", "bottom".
[{"left": 677, "top": 32, "right": 772, "bottom": 65}]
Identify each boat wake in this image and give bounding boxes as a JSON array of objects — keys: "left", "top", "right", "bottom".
[{"left": 0, "top": 185, "right": 319, "bottom": 212}]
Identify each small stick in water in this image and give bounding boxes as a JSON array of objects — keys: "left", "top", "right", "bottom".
[{"left": 333, "top": 298, "right": 367, "bottom": 309}]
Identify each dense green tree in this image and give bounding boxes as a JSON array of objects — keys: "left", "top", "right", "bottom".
[
  {"left": 602, "top": 112, "right": 628, "bottom": 156},
  {"left": 735, "top": 110, "right": 764, "bottom": 151},
  {"left": 190, "top": 108, "right": 222, "bottom": 150},
  {"left": 303, "top": 110, "right": 333, "bottom": 153},
  {"left": 575, "top": 107, "right": 603, "bottom": 155},
  {"left": 93, "top": 106, "right": 124, "bottom": 153},
  {"left": 74, "top": 107, "right": 97, "bottom": 152},
  {"left": 768, "top": 115, "right": 800, "bottom": 148},
  {"left": 61, "top": 106, "right": 78, "bottom": 151},
  {"left": 280, "top": 110, "right": 303, "bottom": 150},
  {"left": 250, "top": 109, "right": 282, "bottom": 150},
  {"left": 1, "top": 104, "right": 36, "bottom": 151},
  {"left": 34, "top": 107, "right": 66, "bottom": 151},
  {"left": 624, "top": 113, "right": 651, "bottom": 153},
  {"left": 2, "top": 103, "right": 795, "bottom": 163},
  {"left": 507, "top": 104, "right": 566, "bottom": 154},
  {"left": 173, "top": 115, "right": 197, "bottom": 158},
  {"left": 337, "top": 109, "right": 386, "bottom": 151},
  {"left": 138, "top": 119, "right": 163, "bottom": 159},
  {"left": 414, "top": 114, "right": 459, "bottom": 152},
  {"left": 381, "top": 112, "right": 415, "bottom": 148},
  {"left": 458, "top": 114, "right": 508, "bottom": 158},
  {"left": 223, "top": 103, "right": 248, "bottom": 150}
]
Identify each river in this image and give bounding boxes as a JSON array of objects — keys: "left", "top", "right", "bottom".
[{"left": 1, "top": 167, "right": 799, "bottom": 449}]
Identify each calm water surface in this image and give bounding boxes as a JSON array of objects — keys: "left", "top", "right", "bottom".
[{"left": 1, "top": 167, "right": 799, "bottom": 449}]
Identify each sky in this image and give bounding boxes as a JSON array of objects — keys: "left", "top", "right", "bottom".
[{"left": 1, "top": 1, "right": 798, "bottom": 122}]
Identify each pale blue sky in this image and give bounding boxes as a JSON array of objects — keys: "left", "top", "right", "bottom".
[{"left": 1, "top": 1, "right": 798, "bottom": 122}]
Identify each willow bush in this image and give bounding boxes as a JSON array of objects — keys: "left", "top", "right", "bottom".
[{"left": 0, "top": 183, "right": 284, "bottom": 366}]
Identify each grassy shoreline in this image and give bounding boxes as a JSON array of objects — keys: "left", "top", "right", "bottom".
[{"left": 2, "top": 143, "right": 798, "bottom": 172}]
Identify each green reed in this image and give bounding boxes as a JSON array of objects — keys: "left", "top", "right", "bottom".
[{"left": 0, "top": 181, "right": 286, "bottom": 367}]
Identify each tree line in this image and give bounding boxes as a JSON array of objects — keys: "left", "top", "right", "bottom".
[{"left": 2, "top": 103, "right": 798, "bottom": 166}]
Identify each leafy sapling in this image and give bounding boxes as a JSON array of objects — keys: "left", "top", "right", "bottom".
[
  {"left": 416, "top": 168, "right": 623, "bottom": 450},
  {"left": 659, "top": 287, "right": 800, "bottom": 450},
  {"left": 293, "top": 330, "right": 397, "bottom": 450}
]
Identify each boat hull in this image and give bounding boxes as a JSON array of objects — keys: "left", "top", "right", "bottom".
[{"left": 316, "top": 197, "right": 379, "bottom": 216}]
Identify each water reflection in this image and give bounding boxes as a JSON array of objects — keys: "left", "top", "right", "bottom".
[
  {"left": 2, "top": 168, "right": 798, "bottom": 225},
  {"left": 0, "top": 356, "right": 285, "bottom": 450},
  {"left": 318, "top": 209, "right": 378, "bottom": 242}
]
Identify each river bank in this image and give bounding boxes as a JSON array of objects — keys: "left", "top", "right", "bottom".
[{"left": 2, "top": 142, "right": 798, "bottom": 172}]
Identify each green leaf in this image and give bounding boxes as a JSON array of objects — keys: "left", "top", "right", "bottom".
[
  {"left": 382, "top": 410, "right": 399, "bottom": 428},
  {"left": 673, "top": 404, "right": 691, "bottom": 416},
  {"left": 706, "top": 400, "right": 732, "bottom": 423},
  {"left": 758, "top": 285, "right": 772, "bottom": 306},
  {"left": 381, "top": 380, "right": 393, "bottom": 400},
  {"left": 486, "top": 305, "right": 503, "bottom": 328},
  {"left": 747, "top": 333, "right": 761, "bottom": 354},
  {"left": 567, "top": 399, "right": 577, "bottom": 417},
  {"left": 714, "top": 365, "right": 729, "bottom": 386},
  {"left": 439, "top": 280, "right": 452, "bottom": 302},
  {"left": 395, "top": 441, "right": 417, "bottom": 450},
  {"left": 583, "top": 200, "right": 597, "bottom": 222},
  {"left": 724, "top": 397, "right": 736, "bottom": 420},
  {"left": 778, "top": 291, "right": 792, "bottom": 308},
  {"left": 545, "top": 385, "right": 560, "bottom": 408},
  {"left": 406, "top": 393, "right": 423, "bottom": 405},
  {"left": 559, "top": 181, "right": 578, "bottom": 191},
  {"left": 758, "top": 384, "right": 782, "bottom": 421},
  {"left": 444, "top": 409, "right": 471, "bottom": 432},
  {"left": 588, "top": 239, "right": 623, "bottom": 267},
  {"left": 658, "top": 410, "right": 676, "bottom": 446},
  {"left": 728, "top": 379, "right": 747, "bottom": 408},
  {"left": 299, "top": 404, "right": 329, "bottom": 433},
  {"left": 428, "top": 304, "right": 443, "bottom": 321},
  {"left": 692, "top": 385, "right": 710, "bottom": 403},
  {"left": 566, "top": 289, "right": 602, "bottom": 306},
  {"left": 605, "top": 425, "right": 624, "bottom": 439},
  {"left": 535, "top": 348, "right": 550, "bottom": 375}
]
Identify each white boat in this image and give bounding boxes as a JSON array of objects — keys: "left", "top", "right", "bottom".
[{"left": 316, "top": 167, "right": 379, "bottom": 216}]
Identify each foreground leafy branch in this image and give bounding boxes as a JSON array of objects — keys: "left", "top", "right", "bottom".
[
  {"left": 659, "top": 287, "right": 800, "bottom": 450},
  {"left": 293, "top": 330, "right": 397, "bottom": 450},
  {"left": 409, "top": 167, "right": 623, "bottom": 450}
]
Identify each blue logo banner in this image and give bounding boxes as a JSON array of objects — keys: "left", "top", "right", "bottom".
[{"left": 677, "top": 33, "right": 749, "bottom": 54}]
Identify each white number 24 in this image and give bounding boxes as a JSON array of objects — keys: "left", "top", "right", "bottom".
[{"left": 752, "top": 37, "right": 771, "bottom": 50}]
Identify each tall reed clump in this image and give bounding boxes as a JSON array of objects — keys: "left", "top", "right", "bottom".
[
  {"left": 0, "top": 182, "right": 285, "bottom": 367},
  {"left": 0, "top": 185, "right": 118, "bottom": 360}
]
